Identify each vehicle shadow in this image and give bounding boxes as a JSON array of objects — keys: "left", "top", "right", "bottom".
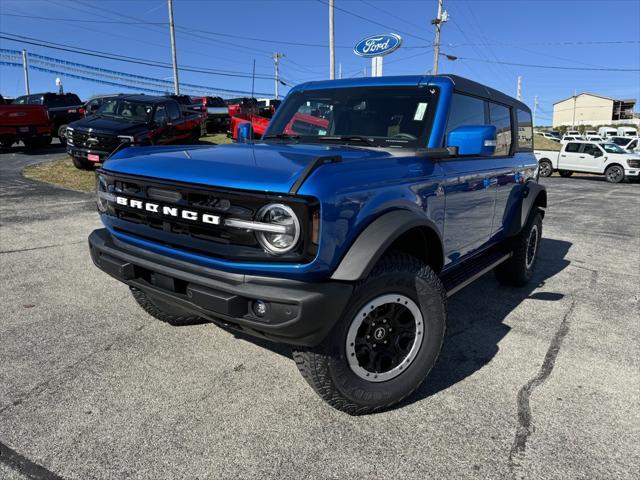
[
  {"left": 0, "top": 142, "right": 66, "bottom": 156},
  {"left": 404, "top": 237, "right": 572, "bottom": 407}
]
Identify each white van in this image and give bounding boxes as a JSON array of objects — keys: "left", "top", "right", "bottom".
[
  {"left": 617, "top": 127, "right": 638, "bottom": 137},
  {"left": 598, "top": 127, "right": 618, "bottom": 138}
]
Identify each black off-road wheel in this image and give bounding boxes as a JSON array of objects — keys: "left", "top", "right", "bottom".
[
  {"left": 604, "top": 164, "right": 625, "bottom": 183},
  {"left": 494, "top": 209, "right": 543, "bottom": 287},
  {"left": 71, "top": 156, "right": 94, "bottom": 170},
  {"left": 130, "top": 287, "right": 204, "bottom": 326},
  {"left": 538, "top": 159, "right": 553, "bottom": 177},
  {"left": 559, "top": 170, "right": 573, "bottom": 178},
  {"left": 292, "top": 253, "right": 446, "bottom": 415}
]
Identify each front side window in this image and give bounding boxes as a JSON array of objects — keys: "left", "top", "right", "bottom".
[
  {"left": 582, "top": 144, "right": 601, "bottom": 156},
  {"left": 446, "top": 94, "right": 486, "bottom": 135},
  {"left": 153, "top": 105, "right": 168, "bottom": 124},
  {"left": 266, "top": 86, "right": 439, "bottom": 149},
  {"left": 166, "top": 101, "right": 181, "bottom": 121}
]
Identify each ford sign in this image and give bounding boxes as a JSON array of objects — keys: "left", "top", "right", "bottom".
[{"left": 353, "top": 33, "right": 402, "bottom": 58}]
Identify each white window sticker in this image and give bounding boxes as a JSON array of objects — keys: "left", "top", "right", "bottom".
[{"left": 414, "top": 102, "right": 428, "bottom": 121}]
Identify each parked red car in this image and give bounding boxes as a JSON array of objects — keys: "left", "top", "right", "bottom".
[{"left": 0, "top": 103, "right": 52, "bottom": 149}]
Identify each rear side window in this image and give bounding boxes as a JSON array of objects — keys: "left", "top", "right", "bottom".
[
  {"left": 516, "top": 109, "right": 533, "bottom": 151},
  {"left": 446, "top": 94, "right": 486, "bottom": 135},
  {"left": 166, "top": 101, "right": 181, "bottom": 121},
  {"left": 565, "top": 143, "right": 581, "bottom": 153},
  {"left": 489, "top": 103, "right": 512, "bottom": 156}
]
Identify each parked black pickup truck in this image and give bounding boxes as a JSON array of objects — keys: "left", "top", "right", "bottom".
[
  {"left": 66, "top": 94, "right": 203, "bottom": 170},
  {"left": 13, "top": 92, "right": 84, "bottom": 144}
]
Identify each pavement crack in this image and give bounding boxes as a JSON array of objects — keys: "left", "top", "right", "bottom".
[
  {"left": 0, "top": 241, "right": 84, "bottom": 254},
  {"left": 508, "top": 298, "right": 576, "bottom": 478}
]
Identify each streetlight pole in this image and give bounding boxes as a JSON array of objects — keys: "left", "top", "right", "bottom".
[
  {"left": 167, "top": 0, "right": 180, "bottom": 95},
  {"left": 329, "top": 0, "right": 335, "bottom": 80},
  {"left": 273, "top": 52, "right": 284, "bottom": 99}
]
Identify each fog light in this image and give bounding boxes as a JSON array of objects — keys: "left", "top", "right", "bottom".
[{"left": 253, "top": 300, "right": 267, "bottom": 317}]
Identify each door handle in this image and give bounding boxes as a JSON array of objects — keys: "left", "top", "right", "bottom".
[
  {"left": 561, "top": 154, "right": 566, "bottom": 157},
  {"left": 579, "top": 156, "right": 585, "bottom": 158}
]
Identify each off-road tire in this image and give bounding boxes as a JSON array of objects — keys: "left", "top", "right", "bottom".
[
  {"left": 604, "top": 164, "right": 625, "bottom": 183},
  {"left": 190, "top": 128, "right": 201, "bottom": 144},
  {"left": 494, "top": 209, "right": 543, "bottom": 287},
  {"left": 130, "top": 287, "right": 204, "bottom": 326},
  {"left": 72, "top": 156, "right": 93, "bottom": 170},
  {"left": 559, "top": 170, "right": 573, "bottom": 178},
  {"left": 538, "top": 159, "right": 553, "bottom": 177},
  {"left": 292, "top": 253, "right": 446, "bottom": 415}
]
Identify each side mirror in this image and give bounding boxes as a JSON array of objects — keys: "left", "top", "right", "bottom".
[
  {"left": 446, "top": 125, "right": 497, "bottom": 156},
  {"left": 593, "top": 150, "right": 603, "bottom": 158},
  {"left": 237, "top": 122, "right": 253, "bottom": 143}
]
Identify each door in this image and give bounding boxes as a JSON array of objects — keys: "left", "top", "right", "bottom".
[
  {"left": 558, "top": 142, "right": 582, "bottom": 170},
  {"left": 577, "top": 143, "right": 605, "bottom": 173},
  {"left": 441, "top": 93, "right": 497, "bottom": 262},
  {"left": 152, "top": 105, "right": 171, "bottom": 144}
]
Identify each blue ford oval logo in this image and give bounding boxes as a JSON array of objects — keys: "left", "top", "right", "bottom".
[{"left": 353, "top": 33, "right": 402, "bottom": 57}]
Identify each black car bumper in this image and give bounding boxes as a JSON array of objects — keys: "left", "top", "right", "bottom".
[
  {"left": 88, "top": 228, "right": 352, "bottom": 346},
  {"left": 67, "top": 145, "right": 111, "bottom": 163}
]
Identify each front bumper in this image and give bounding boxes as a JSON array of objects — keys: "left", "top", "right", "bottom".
[
  {"left": 67, "top": 144, "right": 111, "bottom": 163},
  {"left": 89, "top": 228, "right": 352, "bottom": 346}
]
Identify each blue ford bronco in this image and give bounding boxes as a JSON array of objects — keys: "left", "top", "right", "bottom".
[{"left": 89, "top": 75, "right": 546, "bottom": 414}]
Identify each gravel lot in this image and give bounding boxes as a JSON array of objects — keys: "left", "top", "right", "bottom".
[{"left": 1, "top": 144, "right": 638, "bottom": 480}]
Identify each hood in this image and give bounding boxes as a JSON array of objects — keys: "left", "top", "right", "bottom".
[
  {"left": 70, "top": 115, "right": 149, "bottom": 135},
  {"left": 103, "top": 142, "right": 397, "bottom": 193}
]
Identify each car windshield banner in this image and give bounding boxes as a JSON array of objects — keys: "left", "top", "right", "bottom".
[{"left": 353, "top": 33, "right": 402, "bottom": 57}]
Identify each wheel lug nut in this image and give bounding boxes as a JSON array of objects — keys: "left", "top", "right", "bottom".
[
  {"left": 366, "top": 335, "right": 370, "bottom": 339},
  {"left": 383, "top": 340, "right": 387, "bottom": 344},
  {"left": 382, "top": 319, "right": 387, "bottom": 323}
]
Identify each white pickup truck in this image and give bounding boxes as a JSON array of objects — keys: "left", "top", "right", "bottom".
[{"left": 535, "top": 140, "right": 640, "bottom": 183}]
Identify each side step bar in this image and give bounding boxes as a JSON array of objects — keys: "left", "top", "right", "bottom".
[{"left": 441, "top": 251, "right": 512, "bottom": 297}]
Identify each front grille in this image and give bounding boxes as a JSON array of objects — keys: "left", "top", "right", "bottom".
[
  {"left": 72, "top": 131, "right": 121, "bottom": 151},
  {"left": 99, "top": 172, "right": 317, "bottom": 263}
]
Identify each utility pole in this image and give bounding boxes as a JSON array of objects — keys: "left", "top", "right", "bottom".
[
  {"left": 329, "top": 0, "right": 335, "bottom": 80},
  {"left": 516, "top": 76, "right": 522, "bottom": 100},
  {"left": 273, "top": 52, "right": 284, "bottom": 99},
  {"left": 572, "top": 89, "right": 577, "bottom": 127},
  {"left": 21, "top": 49, "right": 30, "bottom": 95},
  {"left": 251, "top": 60, "right": 256, "bottom": 98},
  {"left": 431, "top": 0, "right": 447, "bottom": 75},
  {"left": 533, "top": 95, "right": 538, "bottom": 127},
  {"left": 339, "top": 63, "right": 342, "bottom": 79},
  {"left": 167, "top": 0, "right": 180, "bottom": 95}
]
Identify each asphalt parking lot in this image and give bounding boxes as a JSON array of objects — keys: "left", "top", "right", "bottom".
[{"left": 1, "top": 146, "right": 638, "bottom": 480}]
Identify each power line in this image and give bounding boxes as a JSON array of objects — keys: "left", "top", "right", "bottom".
[{"left": 443, "top": 53, "right": 640, "bottom": 72}]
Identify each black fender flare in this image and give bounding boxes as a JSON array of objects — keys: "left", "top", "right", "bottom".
[
  {"left": 330, "top": 210, "right": 444, "bottom": 282},
  {"left": 503, "top": 182, "right": 547, "bottom": 237}
]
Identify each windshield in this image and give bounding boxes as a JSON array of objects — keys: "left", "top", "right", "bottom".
[
  {"left": 599, "top": 143, "right": 625, "bottom": 153},
  {"left": 265, "top": 86, "right": 439, "bottom": 148},
  {"left": 96, "top": 98, "right": 154, "bottom": 122}
]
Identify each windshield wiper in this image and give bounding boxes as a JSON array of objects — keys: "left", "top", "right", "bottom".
[
  {"left": 262, "top": 133, "right": 301, "bottom": 141},
  {"left": 317, "top": 135, "right": 376, "bottom": 146}
]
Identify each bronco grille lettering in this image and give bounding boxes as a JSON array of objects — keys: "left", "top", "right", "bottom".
[{"left": 114, "top": 195, "right": 220, "bottom": 225}]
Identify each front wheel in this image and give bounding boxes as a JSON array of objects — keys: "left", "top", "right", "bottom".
[
  {"left": 57, "top": 124, "right": 68, "bottom": 145},
  {"left": 538, "top": 160, "right": 553, "bottom": 177},
  {"left": 559, "top": 170, "right": 573, "bottom": 178},
  {"left": 604, "top": 164, "right": 625, "bottom": 183},
  {"left": 71, "top": 156, "right": 94, "bottom": 170},
  {"left": 292, "top": 253, "right": 446, "bottom": 415}
]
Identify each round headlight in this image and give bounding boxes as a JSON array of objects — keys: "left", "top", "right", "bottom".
[
  {"left": 256, "top": 203, "right": 300, "bottom": 255},
  {"left": 96, "top": 174, "right": 108, "bottom": 213}
]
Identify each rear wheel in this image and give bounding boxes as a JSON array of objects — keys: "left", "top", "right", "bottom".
[
  {"left": 559, "top": 170, "right": 573, "bottom": 178},
  {"left": 57, "top": 124, "right": 68, "bottom": 145},
  {"left": 495, "top": 209, "right": 543, "bottom": 287},
  {"left": 130, "top": 287, "right": 204, "bottom": 326},
  {"left": 604, "top": 164, "right": 625, "bottom": 183},
  {"left": 292, "top": 253, "right": 446, "bottom": 415},
  {"left": 190, "top": 127, "right": 201, "bottom": 144},
  {"left": 72, "top": 156, "right": 94, "bottom": 170},
  {"left": 538, "top": 160, "right": 553, "bottom": 177}
]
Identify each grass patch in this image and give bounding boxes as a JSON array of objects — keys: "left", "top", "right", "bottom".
[
  {"left": 533, "top": 136, "right": 562, "bottom": 151},
  {"left": 200, "top": 133, "right": 233, "bottom": 145},
  {"left": 23, "top": 156, "right": 96, "bottom": 192}
]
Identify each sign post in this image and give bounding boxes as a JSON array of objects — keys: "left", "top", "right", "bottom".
[{"left": 354, "top": 33, "right": 402, "bottom": 77}]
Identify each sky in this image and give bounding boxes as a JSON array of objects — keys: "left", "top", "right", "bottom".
[{"left": 1, "top": 0, "right": 639, "bottom": 126}]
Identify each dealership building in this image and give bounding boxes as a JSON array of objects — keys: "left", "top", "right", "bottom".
[{"left": 552, "top": 93, "right": 638, "bottom": 128}]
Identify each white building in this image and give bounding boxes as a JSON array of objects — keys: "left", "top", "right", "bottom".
[{"left": 552, "top": 93, "right": 638, "bottom": 128}]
